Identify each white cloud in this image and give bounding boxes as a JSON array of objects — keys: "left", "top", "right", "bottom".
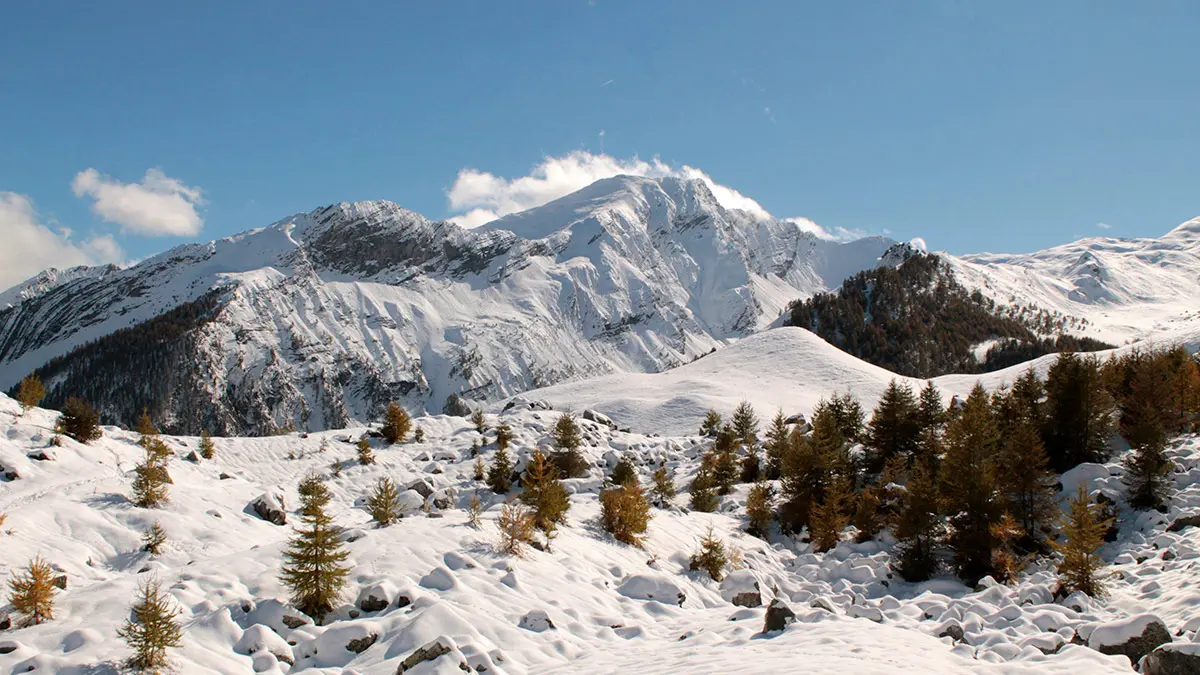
[
  {"left": 445, "top": 151, "right": 771, "bottom": 227},
  {"left": 784, "top": 216, "right": 868, "bottom": 243},
  {"left": 0, "top": 192, "right": 124, "bottom": 290},
  {"left": 1096, "top": 222, "right": 1112, "bottom": 230},
  {"left": 72, "top": 168, "right": 204, "bottom": 236}
]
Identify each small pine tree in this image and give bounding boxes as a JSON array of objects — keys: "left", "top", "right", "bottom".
[
  {"left": 519, "top": 448, "right": 571, "bottom": 533},
  {"left": 731, "top": 401, "right": 759, "bottom": 446},
  {"left": 495, "top": 423, "right": 513, "bottom": 451},
  {"left": 497, "top": 502, "right": 536, "bottom": 557},
  {"left": 610, "top": 456, "right": 637, "bottom": 486},
  {"left": 689, "top": 526, "right": 728, "bottom": 581},
  {"left": 810, "top": 477, "right": 850, "bottom": 553},
  {"left": 16, "top": 374, "right": 45, "bottom": 413},
  {"left": 853, "top": 486, "right": 883, "bottom": 543},
  {"left": 280, "top": 479, "right": 350, "bottom": 623},
  {"left": 865, "top": 379, "right": 920, "bottom": 476},
  {"left": 473, "top": 456, "right": 486, "bottom": 481},
  {"left": 198, "top": 430, "right": 215, "bottom": 460},
  {"left": 366, "top": 477, "right": 402, "bottom": 527},
  {"left": 553, "top": 413, "right": 581, "bottom": 450},
  {"left": 1123, "top": 404, "right": 1173, "bottom": 511},
  {"left": 487, "top": 447, "right": 513, "bottom": 494},
  {"left": 689, "top": 467, "right": 719, "bottom": 513},
  {"left": 600, "top": 481, "right": 652, "bottom": 546},
  {"left": 740, "top": 449, "right": 761, "bottom": 483},
  {"left": 413, "top": 427, "right": 425, "bottom": 443},
  {"left": 356, "top": 437, "right": 375, "bottom": 465},
  {"left": 651, "top": 465, "right": 677, "bottom": 507},
  {"left": 380, "top": 402, "right": 412, "bottom": 444},
  {"left": 990, "top": 512, "right": 1026, "bottom": 584},
  {"left": 142, "top": 521, "right": 167, "bottom": 555},
  {"left": 1052, "top": 485, "right": 1113, "bottom": 598},
  {"left": 700, "top": 409, "right": 723, "bottom": 437},
  {"left": 135, "top": 408, "right": 159, "bottom": 442},
  {"left": 471, "top": 408, "right": 488, "bottom": 434},
  {"left": 56, "top": 397, "right": 102, "bottom": 443},
  {"left": 8, "top": 555, "right": 58, "bottom": 625},
  {"left": 745, "top": 481, "right": 774, "bottom": 538},
  {"left": 916, "top": 380, "right": 946, "bottom": 432},
  {"left": 712, "top": 426, "right": 739, "bottom": 494},
  {"left": 117, "top": 578, "right": 183, "bottom": 672},
  {"left": 763, "top": 409, "right": 789, "bottom": 480},
  {"left": 131, "top": 439, "right": 171, "bottom": 509},
  {"left": 466, "top": 493, "right": 483, "bottom": 528},
  {"left": 894, "top": 462, "right": 942, "bottom": 582}
]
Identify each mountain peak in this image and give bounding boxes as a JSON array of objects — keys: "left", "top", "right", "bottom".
[{"left": 1164, "top": 216, "right": 1200, "bottom": 240}]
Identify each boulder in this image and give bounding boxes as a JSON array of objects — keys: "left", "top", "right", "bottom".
[
  {"left": 810, "top": 597, "right": 838, "bottom": 613},
  {"left": 1142, "top": 643, "right": 1200, "bottom": 675},
  {"left": 763, "top": 599, "right": 795, "bottom": 633},
  {"left": 407, "top": 479, "right": 435, "bottom": 498},
  {"left": 346, "top": 633, "right": 378, "bottom": 654},
  {"left": 184, "top": 450, "right": 201, "bottom": 463},
  {"left": 616, "top": 574, "right": 686, "bottom": 606},
  {"left": 582, "top": 409, "right": 617, "bottom": 429},
  {"left": 356, "top": 581, "right": 398, "bottom": 613},
  {"left": 430, "top": 490, "right": 454, "bottom": 511},
  {"left": 248, "top": 492, "right": 287, "bottom": 526},
  {"left": 938, "top": 621, "right": 965, "bottom": 643},
  {"left": 1168, "top": 513, "right": 1200, "bottom": 533},
  {"left": 0, "top": 612, "right": 10, "bottom": 631},
  {"left": 396, "top": 636, "right": 465, "bottom": 673},
  {"left": 234, "top": 624, "right": 294, "bottom": 665},
  {"left": 442, "top": 394, "right": 474, "bottom": 417},
  {"left": 52, "top": 575, "right": 68, "bottom": 590},
  {"left": 26, "top": 449, "right": 54, "bottom": 461},
  {"left": 719, "top": 570, "right": 763, "bottom": 608},
  {"left": 519, "top": 610, "right": 555, "bottom": 632},
  {"left": 1088, "top": 614, "right": 1172, "bottom": 665}
]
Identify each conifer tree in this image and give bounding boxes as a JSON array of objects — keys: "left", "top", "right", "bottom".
[
  {"left": 366, "top": 477, "right": 402, "bottom": 526},
  {"left": 689, "top": 526, "right": 728, "bottom": 581},
  {"left": 916, "top": 381, "right": 946, "bottom": 432},
  {"left": 866, "top": 380, "right": 921, "bottom": 475},
  {"left": 779, "top": 431, "right": 821, "bottom": 532},
  {"left": 466, "top": 493, "right": 483, "bottom": 528},
  {"left": 990, "top": 513, "right": 1026, "bottom": 584},
  {"left": 1052, "top": 485, "right": 1112, "bottom": 598},
  {"left": 135, "top": 408, "right": 159, "bottom": 441},
  {"left": 356, "top": 437, "right": 375, "bottom": 465},
  {"left": 380, "top": 402, "right": 412, "bottom": 444},
  {"left": 132, "top": 438, "right": 171, "bottom": 509},
  {"left": 473, "top": 456, "right": 486, "bottom": 482},
  {"left": 495, "top": 423, "right": 513, "bottom": 452},
  {"left": 16, "top": 374, "right": 45, "bottom": 413},
  {"left": 940, "top": 383, "right": 1001, "bottom": 583},
  {"left": 57, "top": 397, "right": 102, "bottom": 443},
  {"left": 689, "top": 466, "right": 719, "bottom": 513},
  {"left": 1009, "top": 369, "right": 1046, "bottom": 430},
  {"left": 519, "top": 448, "right": 571, "bottom": 533},
  {"left": 731, "top": 401, "right": 759, "bottom": 446},
  {"left": 280, "top": 477, "right": 350, "bottom": 622},
  {"left": 810, "top": 477, "right": 850, "bottom": 553},
  {"left": 746, "top": 480, "right": 774, "bottom": 538},
  {"left": 413, "top": 426, "right": 425, "bottom": 442},
  {"left": 471, "top": 408, "right": 488, "bottom": 434},
  {"left": 487, "top": 446, "right": 513, "bottom": 494},
  {"left": 552, "top": 413, "right": 587, "bottom": 477},
  {"left": 853, "top": 486, "right": 883, "bottom": 543},
  {"left": 712, "top": 426, "right": 740, "bottom": 495},
  {"left": 142, "top": 521, "right": 167, "bottom": 555},
  {"left": 827, "top": 392, "right": 865, "bottom": 444},
  {"left": 610, "top": 455, "right": 637, "bottom": 486},
  {"left": 699, "top": 409, "right": 723, "bottom": 437},
  {"left": 651, "top": 465, "right": 677, "bottom": 507},
  {"left": 1043, "top": 353, "right": 1116, "bottom": 471},
  {"left": 298, "top": 473, "right": 329, "bottom": 506},
  {"left": 740, "top": 449, "right": 761, "bottom": 483},
  {"left": 893, "top": 462, "right": 941, "bottom": 582},
  {"left": 763, "top": 409, "right": 790, "bottom": 480},
  {"left": 994, "top": 414, "right": 1056, "bottom": 548},
  {"left": 8, "top": 555, "right": 57, "bottom": 625},
  {"left": 1123, "top": 410, "right": 1172, "bottom": 511},
  {"left": 497, "top": 502, "right": 536, "bottom": 556},
  {"left": 198, "top": 430, "right": 215, "bottom": 459},
  {"left": 117, "top": 577, "right": 183, "bottom": 672},
  {"left": 599, "top": 481, "right": 651, "bottom": 546}
]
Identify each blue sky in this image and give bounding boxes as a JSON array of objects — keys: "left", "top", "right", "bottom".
[{"left": 1, "top": 1, "right": 1198, "bottom": 286}]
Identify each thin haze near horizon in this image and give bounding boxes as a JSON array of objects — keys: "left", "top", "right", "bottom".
[{"left": 1, "top": 1, "right": 1198, "bottom": 288}]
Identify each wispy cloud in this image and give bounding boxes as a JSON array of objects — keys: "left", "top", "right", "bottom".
[
  {"left": 72, "top": 168, "right": 205, "bottom": 237},
  {"left": 445, "top": 151, "right": 771, "bottom": 227},
  {"left": 763, "top": 106, "right": 776, "bottom": 124},
  {"left": 0, "top": 192, "right": 124, "bottom": 289},
  {"left": 600, "top": 79, "right": 614, "bottom": 88},
  {"left": 1096, "top": 222, "right": 1113, "bottom": 230}
]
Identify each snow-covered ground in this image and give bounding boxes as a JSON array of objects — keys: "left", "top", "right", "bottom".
[{"left": 3, "top": 389, "right": 1199, "bottom": 674}]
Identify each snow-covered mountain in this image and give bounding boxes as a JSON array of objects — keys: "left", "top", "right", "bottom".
[{"left": 0, "top": 176, "right": 894, "bottom": 435}]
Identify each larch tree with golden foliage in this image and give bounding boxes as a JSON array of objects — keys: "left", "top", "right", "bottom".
[
  {"left": 1053, "top": 485, "right": 1113, "bottom": 598},
  {"left": 600, "top": 481, "right": 651, "bottom": 546},
  {"left": 518, "top": 448, "right": 570, "bottom": 535},
  {"left": 16, "top": 374, "right": 45, "bottom": 414},
  {"left": 8, "top": 555, "right": 58, "bottom": 625},
  {"left": 366, "top": 477, "right": 402, "bottom": 527},
  {"left": 280, "top": 477, "right": 350, "bottom": 622},
  {"left": 380, "top": 402, "right": 412, "bottom": 444},
  {"left": 118, "top": 577, "right": 183, "bottom": 672}
]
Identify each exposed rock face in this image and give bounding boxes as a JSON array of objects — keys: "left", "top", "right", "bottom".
[
  {"left": 249, "top": 492, "right": 287, "bottom": 526},
  {"left": 0, "top": 178, "right": 894, "bottom": 436},
  {"left": 396, "top": 636, "right": 466, "bottom": 673},
  {"left": 345, "top": 633, "right": 378, "bottom": 654},
  {"left": 1168, "top": 513, "right": 1200, "bottom": 532}
]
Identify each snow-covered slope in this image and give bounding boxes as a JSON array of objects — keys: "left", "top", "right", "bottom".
[
  {"left": 943, "top": 217, "right": 1200, "bottom": 345},
  {"left": 0, "top": 177, "right": 894, "bottom": 435},
  {"left": 3, "top": 392, "right": 1198, "bottom": 674}
]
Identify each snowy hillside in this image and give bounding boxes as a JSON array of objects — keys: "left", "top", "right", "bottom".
[
  {"left": 3, "top": 391, "right": 1200, "bottom": 674},
  {"left": 0, "top": 176, "right": 893, "bottom": 435},
  {"left": 943, "top": 217, "right": 1200, "bottom": 345}
]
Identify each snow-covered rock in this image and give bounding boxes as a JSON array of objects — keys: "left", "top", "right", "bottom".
[
  {"left": 617, "top": 574, "right": 686, "bottom": 606},
  {"left": 1088, "top": 614, "right": 1172, "bottom": 664}
]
